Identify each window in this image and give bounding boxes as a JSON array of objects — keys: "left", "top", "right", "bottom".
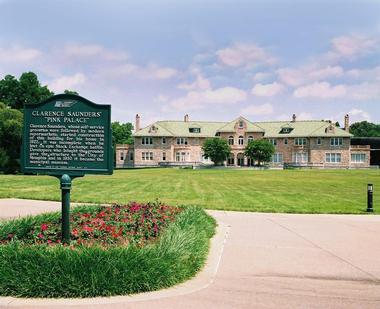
[
  {"left": 248, "top": 136, "right": 254, "bottom": 143},
  {"left": 330, "top": 137, "right": 343, "bottom": 146},
  {"left": 317, "top": 138, "right": 322, "bottom": 145},
  {"left": 293, "top": 152, "right": 308, "bottom": 163},
  {"left": 162, "top": 137, "right": 166, "bottom": 144},
  {"left": 175, "top": 152, "right": 189, "bottom": 162},
  {"left": 284, "top": 138, "right": 288, "bottom": 145},
  {"left": 228, "top": 136, "right": 234, "bottom": 145},
  {"left": 141, "top": 137, "right": 153, "bottom": 145},
  {"left": 142, "top": 152, "right": 153, "bottom": 160},
  {"left": 269, "top": 139, "right": 277, "bottom": 146},
  {"left": 176, "top": 137, "right": 188, "bottom": 145},
  {"left": 120, "top": 151, "right": 124, "bottom": 161},
  {"left": 162, "top": 152, "right": 166, "bottom": 161},
  {"left": 326, "top": 153, "right": 341, "bottom": 163},
  {"left": 227, "top": 154, "right": 234, "bottom": 165},
  {"left": 272, "top": 153, "right": 283, "bottom": 163},
  {"left": 239, "top": 120, "right": 244, "bottom": 128},
  {"left": 295, "top": 138, "right": 307, "bottom": 146},
  {"left": 280, "top": 127, "right": 293, "bottom": 134},
  {"left": 189, "top": 128, "right": 201, "bottom": 133},
  {"left": 351, "top": 153, "right": 366, "bottom": 163},
  {"left": 238, "top": 136, "right": 244, "bottom": 145},
  {"left": 129, "top": 152, "right": 134, "bottom": 161}
]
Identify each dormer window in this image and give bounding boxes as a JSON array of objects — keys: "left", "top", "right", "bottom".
[
  {"left": 189, "top": 127, "right": 201, "bottom": 133},
  {"left": 280, "top": 127, "right": 293, "bottom": 134},
  {"left": 239, "top": 121, "right": 244, "bottom": 128},
  {"left": 149, "top": 125, "right": 158, "bottom": 133}
]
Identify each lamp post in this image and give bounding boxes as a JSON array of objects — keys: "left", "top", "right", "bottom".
[{"left": 367, "top": 184, "right": 373, "bottom": 213}]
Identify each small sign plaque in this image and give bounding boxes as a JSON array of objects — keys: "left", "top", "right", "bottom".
[{"left": 21, "top": 94, "right": 113, "bottom": 176}]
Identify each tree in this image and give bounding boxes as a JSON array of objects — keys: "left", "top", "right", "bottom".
[
  {"left": 202, "top": 137, "right": 231, "bottom": 165},
  {"left": 0, "top": 103, "right": 23, "bottom": 173},
  {"left": 111, "top": 122, "right": 134, "bottom": 148},
  {"left": 350, "top": 121, "right": 380, "bottom": 137},
  {"left": 64, "top": 89, "right": 79, "bottom": 95},
  {"left": 244, "top": 140, "right": 275, "bottom": 166},
  {"left": 0, "top": 72, "right": 53, "bottom": 109}
]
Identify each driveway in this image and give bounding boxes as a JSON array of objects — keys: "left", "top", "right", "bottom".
[{"left": 1, "top": 199, "right": 380, "bottom": 308}]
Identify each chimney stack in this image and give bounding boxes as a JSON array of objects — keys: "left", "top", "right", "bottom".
[
  {"left": 344, "top": 114, "right": 349, "bottom": 132},
  {"left": 292, "top": 114, "right": 296, "bottom": 122},
  {"left": 184, "top": 114, "right": 189, "bottom": 122},
  {"left": 135, "top": 114, "right": 141, "bottom": 131}
]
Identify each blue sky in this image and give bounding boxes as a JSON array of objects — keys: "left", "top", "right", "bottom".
[{"left": 0, "top": 0, "right": 379, "bottom": 126}]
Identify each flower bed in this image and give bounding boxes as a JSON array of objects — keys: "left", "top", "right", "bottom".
[
  {"left": 2, "top": 202, "right": 182, "bottom": 247},
  {"left": 0, "top": 204, "right": 216, "bottom": 298}
]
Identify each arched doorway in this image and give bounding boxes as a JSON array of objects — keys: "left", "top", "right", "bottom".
[
  {"left": 247, "top": 157, "right": 254, "bottom": 166},
  {"left": 227, "top": 153, "right": 235, "bottom": 166},
  {"left": 237, "top": 153, "right": 244, "bottom": 166}
]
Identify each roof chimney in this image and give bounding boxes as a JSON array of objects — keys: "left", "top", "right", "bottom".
[
  {"left": 135, "top": 114, "right": 141, "bottom": 131},
  {"left": 184, "top": 114, "right": 189, "bottom": 122},
  {"left": 292, "top": 114, "right": 296, "bottom": 122},
  {"left": 344, "top": 114, "right": 349, "bottom": 132}
]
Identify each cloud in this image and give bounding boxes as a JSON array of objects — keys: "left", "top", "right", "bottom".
[
  {"left": 277, "top": 65, "right": 344, "bottom": 87},
  {"left": 216, "top": 43, "right": 276, "bottom": 68},
  {"left": 0, "top": 46, "right": 41, "bottom": 62},
  {"left": 293, "top": 82, "right": 346, "bottom": 99},
  {"left": 347, "top": 82, "right": 380, "bottom": 101},
  {"left": 251, "top": 82, "right": 285, "bottom": 97},
  {"left": 253, "top": 72, "right": 272, "bottom": 81},
  {"left": 101, "top": 63, "right": 178, "bottom": 80},
  {"left": 177, "top": 70, "right": 211, "bottom": 91},
  {"left": 297, "top": 112, "right": 313, "bottom": 120},
  {"left": 326, "top": 34, "right": 378, "bottom": 61},
  {"left": 346, "top": 66, "right": 380, "bottom": 81},
  {"left": 154, "top": 95, "right": 169, "bottom": 103},
  {"left": 64, "top": 44, "right": 129, "bottom": 61},
  {"left": 241, "top": 103, "right": 273, "bottom": 116},
  {"left": 348, "top": 108, "right": 371, "bottom": 122},
  {"left": 166, "top": 87, "right": 247, "bottom": 111},
  {"left": 48, "top": 73, "right": 86, "bottom": 93}
]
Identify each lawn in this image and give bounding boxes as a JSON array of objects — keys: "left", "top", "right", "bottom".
[{"left": 0, "top": 168, "right": 379, "bottom": 214}]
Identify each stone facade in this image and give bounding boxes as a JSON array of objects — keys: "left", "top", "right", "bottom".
[{"left": 115, "top": 115, "right": 371, "bottom": 169}]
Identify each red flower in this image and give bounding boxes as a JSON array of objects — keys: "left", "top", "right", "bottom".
[
  {"left": 37, "top": 233, "right": 44, "bottom": 239},
  {"left": 83, "top": 225, "right": 93, "bottom": 233},
  {"left": 72, "top": 229, "right": 79, "bottom": 237},
  {"left": 41, "top": 223, "right": 48, "bottom": 231}
]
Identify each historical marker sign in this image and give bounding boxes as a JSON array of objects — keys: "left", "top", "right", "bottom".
[
  {"left": 21, "top": 94, "right": 113, "bottom": 176},
  {"left": 21, "top": 94, "right": 113, "bottom": 243}
]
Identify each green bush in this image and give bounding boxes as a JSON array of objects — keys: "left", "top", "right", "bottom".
[{"left": 0, "top": 205, "right": 216, "bottom": 298}]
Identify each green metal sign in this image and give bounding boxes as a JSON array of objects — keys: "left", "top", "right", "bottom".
[
  {"left": 21, "top": 94, "right": 113, "bottom": 176},
  {"left": 21, "top": 94, "right": 113, "bottom": 243}
]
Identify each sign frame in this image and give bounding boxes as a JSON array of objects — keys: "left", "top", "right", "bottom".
[{"left": 21, "top": 94, "right": 113, "bottom": 176}]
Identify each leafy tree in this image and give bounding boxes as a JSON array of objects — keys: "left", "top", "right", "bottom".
[
  {"left": 335, "top": 121, "right": 340, "bottom": 127},
  {"left": 0, "top": 72, "right": 53, "bottom": 109},
  {"left": 111, "top": 122, "right": 134, "bottom": 147},
  {"left": 64, "top": 89, "right": 79, "bottom": 95},
  {"left": 0, "top": 103, "right": 23, "bottom": 173},
  {"left": 202, "top": 137, "right": 231, "bottom": 165},
  {"left": 244, "top": 139, "right": 275, "bottom": 166},
  {"left": 350, "top": 121, "right": 380, "bottom": 137}
]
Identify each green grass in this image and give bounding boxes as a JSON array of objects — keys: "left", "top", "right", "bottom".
[
  {"left": 0, "top": 168, "right": 379, "bottom": 213},
  {"left": 0, "top": 205, "right": 216, "bottom": 298}
]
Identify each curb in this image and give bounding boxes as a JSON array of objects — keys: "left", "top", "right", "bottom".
[{"left": 0, "top": 218, "right": 230, "bottom": 308}]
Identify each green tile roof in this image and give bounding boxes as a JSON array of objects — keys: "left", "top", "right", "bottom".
[
  {"left": 133, "top": 118, "right": 352, "bottom": 138},
  {"left": 134, "top": 121, "right": 227, "bottom": 137}
]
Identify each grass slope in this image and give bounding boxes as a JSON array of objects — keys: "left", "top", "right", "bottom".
[
  {"left": 0, "top": 205, "right": 216, "bottom": 298},
  {"left": 0, "top": 168, "right": 379, "bottom": 213}
]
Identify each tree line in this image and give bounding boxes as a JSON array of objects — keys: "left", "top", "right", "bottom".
[{"left": 0, "top": 72, "right": 133, "bottom": 174}]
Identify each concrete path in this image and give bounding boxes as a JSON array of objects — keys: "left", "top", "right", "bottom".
[{"left": 1, "top": 199, "right": 380, "bottom": 308}]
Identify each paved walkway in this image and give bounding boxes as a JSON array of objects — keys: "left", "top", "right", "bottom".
[{"left": 1, "top": 199, "right": 380, "bottom": 308}]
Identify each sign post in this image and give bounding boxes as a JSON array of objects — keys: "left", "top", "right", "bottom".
[{"left": 21, "top": 94, "right": 113, "bottom": 243}]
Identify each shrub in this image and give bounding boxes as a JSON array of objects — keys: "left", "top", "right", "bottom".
[{"left": 0, "top": 204, "right": 216, "bottom": 298}]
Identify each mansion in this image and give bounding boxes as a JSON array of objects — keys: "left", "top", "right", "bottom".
[{"left": 116, "top": 114, "right": 370, "bottom": 168}]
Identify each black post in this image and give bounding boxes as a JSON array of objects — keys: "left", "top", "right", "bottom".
[
  {"left": 367, "top": 183, "right": 373, "bottom": 213},
  {"left": 60, "top": 174, "right": 72, "bottom": 243}
]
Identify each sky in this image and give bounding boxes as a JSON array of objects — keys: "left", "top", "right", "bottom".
[{"left": 0, "top": 0, "right": 379, "bottom": 127}]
